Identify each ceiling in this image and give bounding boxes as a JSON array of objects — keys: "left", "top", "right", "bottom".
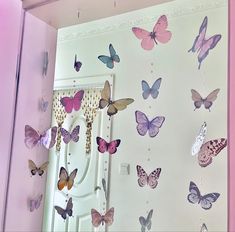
[{"left": 22, "top": 0, "right": 174, "bottom": 29}]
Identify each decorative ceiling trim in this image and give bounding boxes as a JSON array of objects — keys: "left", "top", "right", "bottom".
[{"left": 58, "top": 0, "right": 227, "bottom": 43}]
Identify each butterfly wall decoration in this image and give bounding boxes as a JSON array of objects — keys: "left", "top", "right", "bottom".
[
  {"left": 39, "top": 97, "right": 49, "bottom": 112},
  {"left": 96, "top": 137, "right": 121, "bottom": 155},
  {"left": 187, "top": 181, "right": 220, "bottom": 210},
  {"left": 74, "top": 54, "right": 82, "bottom": 72},
  {"left": 91, "top": 207, "right": 114, "bottom": 227},
  {"left": 99, "top": 80, "right": 134, "bottom": 116},
  {"left": 24, "top": 125, "right": 57, "bottom": 149},
  {"left": 42, "top": 51, "right": 49, "bottom": 76},
  {"left": 54, "top": 197, "right": 73, "bottom": 220},
  {"left": 191, "top": 89, "right": 220, "bottom": 111},
  {"left": 60, "top": 125, "right": 80, "bottom": 144},
  {"left": 136, "top": 165, "right": 161, "bottom": 189},
  {"left": 188, "top": 16, "right": 222, "bottom": 69},
  {"left": 200, "top": 223, "right": 208, "bottom": 232},
  {"left": 139, "top": 209, "right": 153, "bottom": 232},
  {"left": 191, "top": 122, "right": 207, "bottom": 156},
  {"left": 28, "top": 159, "right": 49, "bottom": 176},
  {"left": 57, "top": 167, "right": 78, "bottom": 190},
  {"left": 132, "top": 15, "right": 172, "bottom": 50},
  {"left": 141, "top": 78, "right": 162, "bottom": 99},
  {"left": 135, "top": 111, "right": 165, "bottom": 137},
  {"left": 98, "top": 44, "right": 120, "bottom": 69},
  {"left": 60, "top": 90, "right": 84, "bottom": 113},
  {"left": 29, "top": 194, "right": 43, "bottom": 212},
  {"left": 197, "top": 138, "right": 227, "bottom": 167},
  {"left": 102, "top": 178, "right": 108, "bottom": 200}
]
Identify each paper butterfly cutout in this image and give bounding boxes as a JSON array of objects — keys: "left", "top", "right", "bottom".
[
  {"left": 24, "top": 125, "right": 57, "bottom": 149},
  {"left": 54, "top": 197, "right": 73, "bottom": 220},
  {"left": 60, "top": 90, "right": 84, "bottom": 113},
  {"left": 96, "top": 137, "right": 121, "bottom": 155},
  {"left": 139, "top": 209, "right": 153, "bottom": 232},
  {"left": 191, "top": 122, "right": 207, "bottom": 156},
  {"left": 29, "top": 194, "right": 43, "bottom": 212},
  {"left": 57, "top": 167, "right": 78, "bottom": 190},
  {"left": 98, "top": 44, "right": 120, "bottom": 69},
  {"left": 42, "top": 51, "right": 49, "bottom": 76},
  {"left": 60, "top": 125, "right": 80, "bottom": 144},
  {"left": 74, "top": 54, "right": 82, "bottom": 72},
  {"left": 135, "top": 111, "right": 165, "bottom": 137},
  {"left": 188, "top": 16, "right": 222, "bottom": 69},
  {"left": 91, "top": 207, "right": 114, "bottom": 227},
  {"left": 187, "top": 181, "right": 220, "bottom": 210},
  {"left": 197, "top": 138, "right": 227, "bottom": 167},
  {"left": 99, "top": 80, "right": 134, "bottom": 116},
  {"left": 102, "top": 178, "right": 107, "bottom": 200},
  {"left": 136, "top": 165, "right": 161, "bottom": 189},
  {"left": 201, "top": 223, "right": 208, "bottom": 232},
  {"left": 191, "top": 89, "right": 220, "bottom": 111},
  {"left": 142, "top": 78, "right": 162, "bottom": 99},
  {"left": 28, "top": 159, "right": 49, "bottom": 176},
  {"left": 132, "top": 15, "right": 172, "bottom": 50},
  {"left": 39, "top": 97, "right": 49, "bottom": 112}
]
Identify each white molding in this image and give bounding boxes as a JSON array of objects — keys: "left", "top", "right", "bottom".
[{"left": 58, "top": 0, "right": 227, "bottom": 43}]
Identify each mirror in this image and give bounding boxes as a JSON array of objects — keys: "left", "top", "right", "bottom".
[{"left": 4, "top": 0, "right": 228, "bottom": 231}]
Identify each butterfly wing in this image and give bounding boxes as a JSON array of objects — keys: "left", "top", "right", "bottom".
[
  {"left": 54, "top": 206, "right": 67, "bottom": 220},
  {"left": 99, "top": 81, "right": 111, "bottom": 109},
  {"left": 41, "top": 126, "right": 57, "bottom": 149},
  {"left": 154, "top": 15, "right": 172, "bottom": 43},
  {"left": 67, "top": 168, "right": 78, "bottom": 190},
  {"left": 109, "top": 44, "right": 120, "bottom": 63},
  {"left": 103, "top": 207, "right": 114, "bottom": 226},
  {"left": 74, "top": 55, "right": 82, "bottom": 72},
  {"left": 60, "top": 127, "right": 71, "bottom": 144},
  {"left": 200, "top": 193, "right": 220, "bottom": 210},
  {"left": 107, "top": 139, "right": 121, "bottom": 155},
  {"left": 141, "top": 80, "right": 151, "bottom": 99},
  {"left": 148, "top": 168, "right": 161, "bottom": 189},
  {"left": 135, "top": 111, "right": 149, "bottom": 136},
  {"left": 201, "top": 223, "right": 208, "bottom": 232},
  {"left": 203, "top": 88, "right": 220, "bottom": 110},
  {"left": 132, "top": 27, "right": 154, "bottom": 50},
  {"left": 38, "top": 161, "right": 49, "bottom": 176},
  {"left": 91, "top": 209, "right": 102, "bottom": 227},
  {"left": 24, "top": 125, "right": 41, "bottom": 149},
  {"left": 65, "top": 197, "right": 73, "bottom": 217},
  {"left": 98, "top": 55, "right": 114, "bottom": 69},
  {"left": 198, "top": 34, "right": 221, "bottom": 69},
  {"left": 187, "top": 181, "right": 201, "bottom": 204},
  {"left": 71, "top": 125, "right": 80, "bottom": 142},
  {"left": 191, "top": 122, "right": 207, "bottom": 156},
  {"left": 198, "top": 138, "right": 227, "bottom": 167},
  {"left": 146, "top": 209, "right": 153, "bottom": 230},
  {"left": 191, "top": 89, "right": 203, "bottom": 109},
  {"left": 139, "top": 216, "right": 147, "bottom": 232},
  {"left": 35, "top": 194, "right": 43, "bottom": 209},
  {"left": 96, "top": 137, "right": 108, "bottom": 153},
  {"left": 57, "top": 167, "right": 68, "bottom": 190},
  {"left": 28, "top": 160, "right": 38, "bottom": 176},
  {"left": 150, "top": 78, "right": 162, "bottom": 99},
  {"left": 148, "top": 116, "right": 165, "bottom": 137},
  {"left": 73, "top": 90, "right": 84, "bottom": 111},
  {"left": 136, "top": 165, "right": 148, "bottom": 187},
  {"left": 109, "top": 98, "right": 134, "bottom": 116},
  {"left": 60, "top": 96, "right": 73, "bottom": 113}
]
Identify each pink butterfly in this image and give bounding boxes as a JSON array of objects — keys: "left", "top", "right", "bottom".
[
  {"left": 60, "top": 125, "right": 80, "bottom": 144},
  {"left": 197, "top": 138, "right": 227, "bottom": 167},
  {"left": 188, "top": 16, "right": 222, "bottom": 69},
  {"left": 60, "top": 90, "right": 84, "bottom": 113},
  {"left": 96, "top": 137, "right": 121, "bottom": 155},
  {"left": 136, "top": 165, "right": 161, "bottom": 189},
  {"left": 24, "top": 125, "right": 57, "bottom": 149},
  {"left": 132, "top": 15, "right": 172, "bottom": 50},
  {"left": 91, "top": 207, "right": 114, "bottom": 227}
]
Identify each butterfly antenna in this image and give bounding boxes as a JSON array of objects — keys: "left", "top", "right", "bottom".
[{"left": 153, "top": 38, "right": 158, "bottom": 45}]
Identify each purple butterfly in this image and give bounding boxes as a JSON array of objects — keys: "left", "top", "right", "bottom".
[
  {"left": 39, "top": 97, "right": 49, "bottom": 112},
  {"left": 60, "top": 125, "right": 80, "bottom": 144},
  {"left": 187, "top": 181, "right": 220, "bottom": 210},
  {"left": 141, "top": 78, "right": 162, "bottom": 99},
  {"left": 188, "top": 16, "right": 222, "bottom": 69},
  {"left": 74, "top": 54, "right": 82, "bottom": 72},
  {"left": 135, "top": 111, "right": 165, "bottom": 137},
  {"left": 136, "top": 165, "right": 161, "bottom": 189},
  {"left": 54, "top": 197, "right": 73, "bottom": 220},
  {"left": 29, "top": 194, "right": 43, "bottom": 212},
  {"left": 24, "top": 125, "right": 57, "bottom": 149},
  {"left": 139, "top": 209, "right": 153, "bottom": 232}
]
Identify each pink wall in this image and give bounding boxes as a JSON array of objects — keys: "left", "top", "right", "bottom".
[
  {"left": 229, "top": 0, "right": 235, "bottom": 231},
  {"left": 0, "top": 0, "right": 22, "bottom": 230},
  {"left": 3, "top": 12, "right": 57, "bottom": 231}
]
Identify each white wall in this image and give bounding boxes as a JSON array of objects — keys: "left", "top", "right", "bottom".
[{"left": 55, "top": 0, "right": 228, "bottom": 231}]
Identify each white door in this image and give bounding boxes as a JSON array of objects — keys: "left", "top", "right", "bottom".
[{"left": 43, "top": 75, "right": 113, "bottom": 232}]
